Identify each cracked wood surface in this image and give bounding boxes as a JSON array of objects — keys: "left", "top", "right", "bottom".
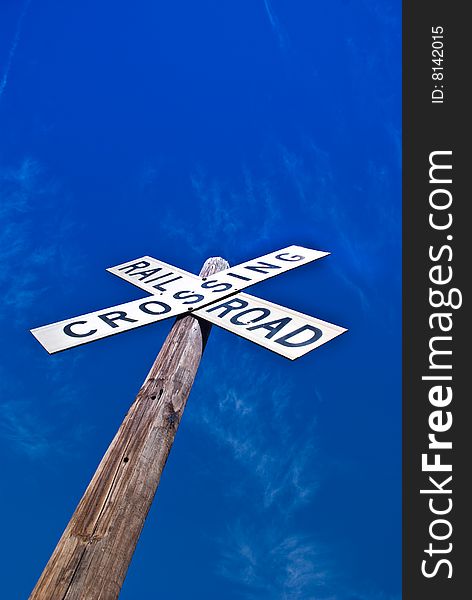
[{"left": 29, "top": 257, "right": 229, "bottom": 600}]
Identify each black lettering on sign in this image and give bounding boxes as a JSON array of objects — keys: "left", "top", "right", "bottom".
[
  {"left": 98, "top": 311, "right": 138, "bottom": 328},
  {"left": 173, "top": 290, "right": 205, "bottom": 304},
  {"left": 226, "top": 272, "right": 252, "bottom": 282},
  {"left": 130, "top": 267, "right": 163, "bottom": 280},
  {"left": 243, "top": 261, "right": 281, "bottom": 275},
  {"left": 118, "top": 260, "right": 150, "bottom": 274},
  {"left": 275, "top": 252, "right": 304, "bottom": 262},
  {"left": 206, "top": 298, "right": 248, "bottom": 317},
  {"left": 275, "top": 325, "right": 322, "bottom": 347},
  {"left": 201, "top": 280, "right": 233, "bottom": 293},
  {"left": 248, "top": 317, "right": 292, "bottom": 339},
  {"left": 229, "top": 308, "right": 271, "bottom": 326},
  {"left": 63, "top": 321, "right": 97, "bottom": 338},
  {"left": 138, "top": 301, "right": 172, "bottom": 315}
]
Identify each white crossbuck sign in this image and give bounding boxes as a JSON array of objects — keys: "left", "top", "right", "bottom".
[{"left": 31, "top": 245, "right": 347, "bottom": 360}]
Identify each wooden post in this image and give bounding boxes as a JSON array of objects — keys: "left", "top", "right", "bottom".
[{"left": 30, "top": 257, "right": 229, "bottom": 600}]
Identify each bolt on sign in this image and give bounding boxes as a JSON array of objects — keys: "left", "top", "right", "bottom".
[{"left": 31, "top": 245, "right": 347, "bottom": 360}]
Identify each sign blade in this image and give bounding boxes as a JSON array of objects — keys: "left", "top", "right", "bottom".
[
  {"left": 197, "top": 292, "right": 347, "bottom": 360},
  {"left": 108, "top": 255, "right": 346, "bottom": 360},
  {"left": 30, "top": 296, "right": 190, "bottom": 354},
  {"left": 31, "top": 246, "right": 333, "bottom": 355},
  {"left": 106, "top": 246, "right": 329, "bottom": 308}
]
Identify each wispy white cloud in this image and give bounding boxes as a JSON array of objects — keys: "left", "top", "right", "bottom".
[
  {"left": 0, "top": 399, "right": 54, "bottom": 458},
  {"left": 0, "top": 159, "right": 88, "bottom": 458},
  {"left": 0, "top": 357, "right": 92, "bottom": 459},
  {"left": 0, "top": 351, "right": 95, "bottom": 460},
  {"left": 263, "top": 0, "right": 289, "bottom": 51},
  {"left": 0, "top": 158, "right": 85, "bottom": 321},
  {"left": 188, "top": 346, "right": 328, "bottom": 597},
  {"left": 217, "top": 518, "right": 401, "bottom": 600},
  {"left": 218, "top": 523, "right": 330, "bottom": 600},
  {"left": 0, "top": 397, "right": 95, "bottom": 460},
  {"left": 194, "top": 347, "right": 318, "bottom": 511},
  {"left": 277, "top": 139, "right": 400, "bottom": 314},
  {"left": 0, "top": 0, "right": 32, "bottom": 103},
  {"left": 191, "top": 344, "right": 399, "bottom": 599},
  {"left": 160, "top": 132, "right": 399, "bottom": 314},
  {"left": 161, "top": 165, "right": 282, "bottom": 260},
  {"left": 242, "top": 165, "right": 280, "bottom": 243}
]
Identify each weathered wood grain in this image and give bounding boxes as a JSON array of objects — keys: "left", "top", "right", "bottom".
[{"left": 29, "top": 257, "right": 229, "bottom": 600}]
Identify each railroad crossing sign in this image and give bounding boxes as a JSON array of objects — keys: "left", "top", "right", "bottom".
[
  {"left": 29, "top": 248, "right": 347, "bottom": 600},
  {"left": 31, "top": 245, "right": 346, "bottom": 359}
]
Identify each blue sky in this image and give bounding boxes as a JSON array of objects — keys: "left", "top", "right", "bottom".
[{"left": 0, "top": 1, "right": 401, "bottom": 598}]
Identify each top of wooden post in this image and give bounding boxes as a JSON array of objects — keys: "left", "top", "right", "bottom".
[{"left": 199, "top": 256, "right": 229, "bottom": 277}]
